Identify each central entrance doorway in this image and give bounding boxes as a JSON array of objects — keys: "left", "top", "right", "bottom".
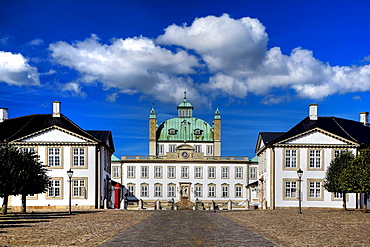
[{"left": 179, "top": 183, "right": 191, "bottom": 207}]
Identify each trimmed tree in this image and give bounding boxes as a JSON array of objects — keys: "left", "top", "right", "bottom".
[
  {"left": 340, "top": 149, "right": 370, "bottom": 212},
  {"left": 0, "top": 144, "right": 49, "bottom": 214},
  {"left": 17, "top": 150, "right": 49, "bottom": 213},
  {"left": 324, "top": 151, "right": 355, "bottom": 211}
]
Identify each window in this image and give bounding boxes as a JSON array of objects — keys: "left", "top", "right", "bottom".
[
  {"left": 195, "top": 167, "right": 202, "bottom": 178},
  {"left": 73, "top": 179, "right": 86, "bottom": 198},
  {"left": 195, "top": 184, "right": 202, "bottom": 197},
  {"left": 194, "top": 129, "right": 203, "bottom": 135},
  {"left": 285, "top": 149, "right": 297, "bottom": 168},
  {"left": 48, "top": 179, "right": 62, "bottom": 198},
  {"left": 112, "top": 166, "right": 120, "bottom": 178},
  {"left": 309, "top": 181, "right": 322, "bottom": 199},
  {"left": 141, "top": 166, "right": 148, "bottom": 178},
  {"left": 154, "top": 184, "right": 162, "bottom": 197},
  {"left": 23, "top": 147, "right": 36, "bottom": 153},
  {"left": 334, "top": 150, "right": 346, "bottom": 158},
  {"left": 181, "top": 166, "right": 189, "bottom": 178},
  {"left": 72, "top": 148, "right": 85, "bottom": 167},
  {"left": 157, "top": 144, "right": 164, "bottom": 155},
  {"left": 168, "top": 129, "right": 178, "bottom": 135},
  {"left": 168, "top": 184, "right": 176, "bottom": 197},
  {"left": 48, "top": 147, "right": 61, "bottom": 167},
  {"left": 208, "top": 167, "right": 215, "bottom": 178},
  {"left": 168, "top": 166, "right": 175, "bottom": 178},
  {"left": 141, "top": 184, "right": 149, "bottom": 197},
  {"left": 154, "top": 166, "right": 162, "bottom": 178},
  {"left": 333, "top": 192, "right": 343, "bottom": 199},
  {"left": 284, "top": 181, "right": 297, "bottom": 199},
  {"left": 222, "top": 167, "right": 229, "bottom": 178},
  {"left": 250, "top": 167, "right": 257, "bottom": 179},
  {"left": 206, "top": 145, "right": 213, "bottom": 155},
  {"left": 169, "top": 145, "right": 177, "bottom": 153},
  {"left": 235, "top": 185, "right": 243, "bottom": 198},
  {"left": 309, "top": 150, "right": 322, "bottom": 168},
  {"left": 127, "top": 183, "right": 135, "bottom": 197},
  {"left": 195, "top": 145, "right": 201, "bottom": 153},
  {"left": 127, "top": 166, "right": 135, "bottom": 178},
  {"left": 208, "top": 184, "right": 216, "bottom": 197},
  {"left": 221, "top": 184, "right": 229, "bottom": 197},
  {"left": 235, "top": 167, "right": 243, "bottom": 179}
]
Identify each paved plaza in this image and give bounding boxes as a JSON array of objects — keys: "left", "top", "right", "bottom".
[{"left": 100, "top": 210, "right": 276, "bottom": 247}]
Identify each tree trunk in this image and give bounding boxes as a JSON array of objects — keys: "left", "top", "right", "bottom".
[
  {"left": 364, "top": 192, "right": 368, "bottom": 213},
  {"left": 342, "top": 193, "right": 347, "bottom": 211},
  {"left": 2, "top": 194, "right": 9, "bottom": 215},
  {"left": 21, "top": 194, "right": 27, "bottom": 213}
]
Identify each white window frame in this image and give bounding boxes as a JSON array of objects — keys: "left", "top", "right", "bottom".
[
  {"left": 72, "top": 147, "right": 85, "bottom": 167},
  {"left": 308, "top": 149, "right": 323, "bottom": 169},
  {"left": 208, "top": 184, "right": 216, "bottom": 197},
  {"left": 221, "top": 167, "right": 229, "bottom": 179},
  {"left": 181, "top": 166, "right": 189, "bottom": 178},
  {"left": 168, "top": 166, "right": 175, "bottom": 179},
  {"left": 72, "top": 179, "right": 87, "bottom": 199},
  {"left": 208, "top": 166, "right": 215, "bottom": 179},
  {"left": 154, "top": 184, "right": 162, "bottom": 197},
  {"left": 47, "top": 179, "right": 62, "bottom": 198},
  {"left": 157, "top": 144, "right": 164, "bottom": 155},
  {"left": 195, "top": 145, "right": 201, "bottom": 153},
  {"left": 308, "top": 180, "right": 323, "bottom": 200},
  {"left": 168, "top": 184, "right": 176, "bottom": 197},
  {"left": 112, "top": 166, "right": 120, "bottom": 178},
  {"left": 195, "top": 184, "right": 202, "bottom": 197},
  {"left": 141, "top": 166, "right": 149, "bottom": 178},
  {"left": 169, "top": 145, "right": 177, "bottom": 153},
  {"left": 48, "top": 147, "right": 61, "bottom": 167},
  {"left": 127, "top": 183, "right": 135, "bottom": 197},
  {"left": 141, "top": 184, "right": 149, "bottom": 197},
  {"left": 154, "top": 166, "right": 162, "bottom": 178},
  {"left": 235, "top": 185, "right": 242, "bottom": 198},
  {"left": 250, "top": 167, "right": 257, "bottom": 179},
  {"left": 127, "top": 166, "right": 135, "bottom": 178},
  {"left": 284, "top": 149, "right": 297, "bottom": 169},
  {"left": 235, "top": 167, "right": 243, "bottom": 179},
  {"left": 221, "top": 184, "right": 229, "bottom": 198},
  {"left": 195, "top": 167, "right": 202, "bottom": 179},
  {"left": 206, "top": 145, "right": 213, "bottom": 155},
  {"left": 283, "top": 180, "right": 297, "bottom": 200}
]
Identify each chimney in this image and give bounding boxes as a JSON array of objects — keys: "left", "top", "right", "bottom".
[
  {"left": 52, "top": 101, "right": 61, "bottom": 117},
  {"left": 360, "top": 112, "right": 369, "bottom": 126},
  {"left": 0, "top": 108, "right": 9, "bottom": 122},
  {"left": 309, "top": 103, "right": 318, "bottom": 120}
]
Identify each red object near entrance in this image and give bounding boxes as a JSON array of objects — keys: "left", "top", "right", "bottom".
[{"left": 114, "top": 183, "right": 122, "bottom": 209}]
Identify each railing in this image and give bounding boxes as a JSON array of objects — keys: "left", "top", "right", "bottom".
[{"left": 121, "top": 155, "right": 249, "bottom": 161}]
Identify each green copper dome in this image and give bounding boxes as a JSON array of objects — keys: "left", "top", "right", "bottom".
[{"left": 157, "top": 117, "right": 214, "bottom": 142}]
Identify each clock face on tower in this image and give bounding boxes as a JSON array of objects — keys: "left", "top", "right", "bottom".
[{"left": 182, "top": 152, "right": 188, "bottom": 158}]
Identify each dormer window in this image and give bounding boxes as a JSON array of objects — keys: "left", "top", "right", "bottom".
[
  {"left": 194, "top": 129, "right": 203, "bottom": 135},
  {"left": 168, "top": 128, "right": 178, "bottom": 135}
]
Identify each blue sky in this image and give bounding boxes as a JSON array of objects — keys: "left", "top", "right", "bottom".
[{"left": 1, "top": 0, "right": 370, "bottom": 157}]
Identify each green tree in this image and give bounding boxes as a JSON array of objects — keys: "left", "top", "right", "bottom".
[
  {"left": 17, "top": 150, "right": 49, "bottom": 213},
  {"left": 324, "top": 151, "right": 354, "bottom": 210},
  {"left": 0, "top": 144, "right": 49, "bottom": 214},
  {"left": 340, "top": 149, "right": 370, "bottom": 212}
]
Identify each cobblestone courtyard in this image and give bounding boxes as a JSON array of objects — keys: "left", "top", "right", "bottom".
[{"left": 1, "top": 208, "right": 370, "bottom": 246}]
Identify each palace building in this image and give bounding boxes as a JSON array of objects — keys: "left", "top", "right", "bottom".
[{"left": 112, "top": 96, "right": 254, "bottom": 209}]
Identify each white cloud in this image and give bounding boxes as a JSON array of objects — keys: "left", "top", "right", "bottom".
[
  {"left": 48, "top": 15, "right": 370, "bottom": 104},
  {"left": 61, "top": 82, "right": 86, "bottom": 98},
  {"left": 29, "top": 39, "right": 44, "bottom": 46},
  {"left": 49, "top": 34, "right": 207, "bottom": 104},
  {"left": 0, "top": 51, "right": 40, "bottom": 86}
]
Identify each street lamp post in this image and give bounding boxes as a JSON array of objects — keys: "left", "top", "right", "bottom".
[
  {"left": 297, "top": 168, "right": 303, "bottom": 214},
  {"left": 67, "top": 169, "right": 74, "bottom": 215}
]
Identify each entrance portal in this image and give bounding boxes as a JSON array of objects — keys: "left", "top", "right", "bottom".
[{"left": 179, "top": 183, "right": 191, "bottom": 207}]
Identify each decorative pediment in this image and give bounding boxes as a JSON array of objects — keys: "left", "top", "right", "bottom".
[
  {"left": 278, "top": 129, "right": 357, "bottom": 145},
  {"left": 15, "top": 126, "right": 95, "bottom": 143}
]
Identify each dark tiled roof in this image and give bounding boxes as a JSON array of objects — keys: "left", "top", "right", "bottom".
[
  {"left": 273, "top": 116, "right": 370, "bottom": 146},
  {"left": 259, "top": 132, "right": 285, "bottom": 144},
  {"left": 86, "top": 130, "right": 115, "bottom": 153},
  {"left": 0, "top": 114, "right": 98, "bottom": 142}
]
